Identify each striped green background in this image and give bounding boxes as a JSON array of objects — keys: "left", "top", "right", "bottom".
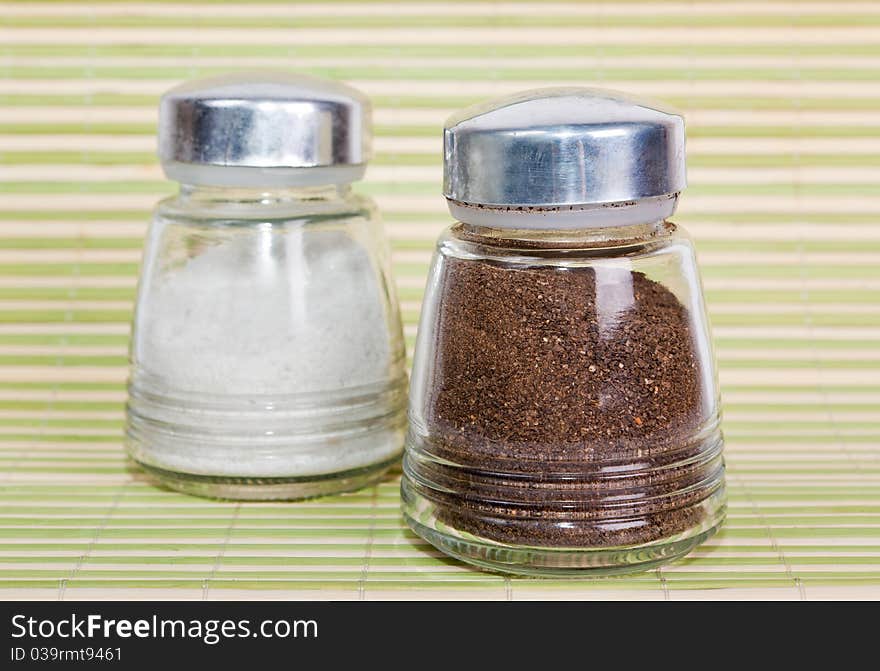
[{"left": 1, "top": 0, "right": 879, "bottom": 600}]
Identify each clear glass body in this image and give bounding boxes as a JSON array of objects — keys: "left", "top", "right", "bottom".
[
  {"left": 126, "top": 183, "right": 407, "bottom": 500},
  {"left": 402, "top": 217, "right": 726, "bottom": 575}
]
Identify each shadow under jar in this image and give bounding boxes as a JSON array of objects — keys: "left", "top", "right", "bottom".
[
  {"left": 401, "top": 88, "right": 726, "bottom": 575},
  {"left": 126, "top": 73, "right": 407, "bottom": 500}
]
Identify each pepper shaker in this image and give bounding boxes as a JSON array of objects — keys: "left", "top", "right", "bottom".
[{"left": 402, "top": 88, "right": 726, "bottom": 575}]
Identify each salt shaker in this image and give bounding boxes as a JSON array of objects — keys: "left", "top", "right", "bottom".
[
  {"left": 126, "top": 72, "right": 407, "bottom": 500},
  {"left": 402, "top": 88, "right": 726, "bottom": 575}
]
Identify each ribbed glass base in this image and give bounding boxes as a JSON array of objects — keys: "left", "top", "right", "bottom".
[
  {"left": 402, "top": 477, "right": 726, "bottom": 576},
  {"left": 125, "top": 376, "right": 406, "bottom": 501},
  {"left": 400, "top": 416, "right": 727, "bottom": 576}
]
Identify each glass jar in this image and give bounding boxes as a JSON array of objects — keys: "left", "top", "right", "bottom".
[
  {"left": 126, "top": 73, "right": 407, "bottom": 500},
  {"left": 402, "top": 89, "right": 726, "bottom": 575}
]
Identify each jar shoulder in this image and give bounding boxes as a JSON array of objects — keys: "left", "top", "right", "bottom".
[
  {"left": 154, "top": 189, "right": 377, "bottom": 225},
  {"left": 435, "top": 220, "right": 696, "bottom": 264}
]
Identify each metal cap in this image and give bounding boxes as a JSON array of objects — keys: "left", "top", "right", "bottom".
[
  {"left": 158, "top": 72, "right": 370, "bottom": 183},
  {"left": 443, "top": 87, "right": 686, "bottom": 208}
]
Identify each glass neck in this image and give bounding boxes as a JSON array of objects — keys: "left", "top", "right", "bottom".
[
  {"left": 453, "top": 219, "right": 674, "bottom": 249},
  {"left": 176, "top": 183, "right": 351, "bottom": 207}
]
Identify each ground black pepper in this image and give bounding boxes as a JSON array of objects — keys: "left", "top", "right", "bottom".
[{"left": 411, "top": 248, "right": 724, "bottom": 548}]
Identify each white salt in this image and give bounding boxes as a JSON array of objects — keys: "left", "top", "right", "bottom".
[{"left": 137, "top": 225, "right": 394, "bottom": 394}]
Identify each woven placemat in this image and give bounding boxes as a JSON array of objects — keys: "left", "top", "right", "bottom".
[{"left": 1, "top": 0, "right": 879, "bottom": 600}]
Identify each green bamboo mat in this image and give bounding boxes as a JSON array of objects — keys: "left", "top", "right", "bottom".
[{"left": 1, "top": 0, "right": 879, "bottom": 601}]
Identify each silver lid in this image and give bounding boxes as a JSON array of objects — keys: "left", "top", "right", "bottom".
[
  {"left": 443, "top": 87, "right": 686, "bottom": 208},
  {"left": 158, "top": 72, "right": 370, "bottom": 174}
]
